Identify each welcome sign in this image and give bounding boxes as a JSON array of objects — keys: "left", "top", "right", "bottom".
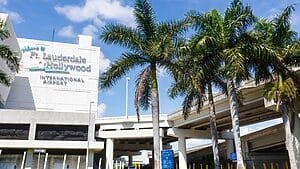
[
  {"left": 8, "top": 38, "right": 99, "bottom": 112},
  {"left": 20, "top": 44, "right": 92, "bottom": 86}
]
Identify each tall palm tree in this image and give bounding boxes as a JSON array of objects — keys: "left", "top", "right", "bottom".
[
  {"left": 0, "top": 20, "right": 19, "bottom": 87},
  {"left": 186, "top": 1, "right": 255, "bottom": 168},
  {"left": 99, "top": 0, "right": 186, "bottom": 168},
  {"left": 253, "top": 5, "right": 300, "bottom": 168},
  {"left": 223, "top": 2, "right": 255, "bottom": 168},
  {"left": 169, "top": 9, "right": 226, "bottom": 169}
]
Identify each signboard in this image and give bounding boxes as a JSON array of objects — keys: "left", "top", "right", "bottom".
[
  {"left": 4, "top": 38, "right": 100, "bottom": 112},
  {"left": 20, "top": 44, "right": 91, "bottom": 87},
  {"left": 230, "top": 152, "right": 237, "bottom": 161},
  {"left": 161, "top": 150, "right": 175, "bottom": 169}
]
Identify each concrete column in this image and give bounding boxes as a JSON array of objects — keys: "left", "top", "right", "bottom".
[
  {"left": 293, "top": 102, "right": 300, "bottom": 168},
  {"left": 87, "top": 150, "right": 94, "bottom": 169},
  {"left": 178, "top": 136, "right": 187, "bottom": 169},
  {"left": 106, "top": 138, "right": 114, "bottom": 169},
  {"left": 225, "top": 140, "right": 234, "bottom": 160},
  {"left": 29, "top": 120, "right": 36, "bottom": 140},
  {"left": 24, "top": 149, "right": 33, "bottom": 169},
  {"left": 242, "top": 141, "right": 249, "bottom": 160},
  {"left": 128, "top": 155, "right": 133, "bottom": 167},
  {"left": 88, "top": 113, "right": 95, "bottom": 141},
  {"left": 62, "top": 154, "right": 67, "bottom": 169}
]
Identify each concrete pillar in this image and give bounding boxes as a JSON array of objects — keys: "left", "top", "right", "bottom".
[
  {"left": 160, "top": 135, "right": 163, "bottom": 169},
  {"left": 24, "top": 149, "right": 33, "bottom": 169},
  {"left": 226, "top": 140, "right": 234, "bottom": 160},
  {"left": 242, "top": 141, "right": 249, "bottom": 160},
  {"left": 87, "top": 150, "right": 94, "bottom": 169},
  {"left": 293, "top": 102, "right": 300, "bottom": 168},
  {"left": 178, "top": 136, "right": 187, "bottom": 169},
  {"left": 88, "top": 113, "right": 95, "bottom": 141},
  {"left": 62, "top": 154, "right": 67, "bottom": 169},
  {"left": 128, "top": 155, "right": 133, "bottom": 167},
  {"left": 106, "top": 138, "right": 114, "bottom": 169},
  {"left": 29, "top": 120, "right": 36, "bottom": 140}
]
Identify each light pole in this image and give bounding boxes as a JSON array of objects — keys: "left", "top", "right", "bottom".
[
  {"left": 125, "top": 77, "right": 130, "bottom": 119},
  {"left": 86, "top": 101, "right": 94, "bottom": 169}
]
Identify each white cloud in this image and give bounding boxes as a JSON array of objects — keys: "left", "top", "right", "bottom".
[
  {"left": 0, "top": 1, "right": 24, "bottom": 24},
  {"left": 7, "top": 11, "right": 24, "bottom": 24},
  {"left": 99, "top": 50, "right": 111, "bottom": 73},
  {"left": 54, "top": 0, "right": 134, "bottom": 26},
  {"left": 266, "top": 8, "right": 280, "bottom": 20},
  {"left": 57, "top": 25, "right": 76, "bottom": 38},
  {"left": 157, "top": 67, "right": 167, "bottom": 78},
  {"left": 82, "top": 24, "right": 98, "bottom": 37},
  {"left": 97, "top": 103, "right": 106, "bottom": 117},
  {"left": 0, "top": 0, "right": 7, "bottom": 5}
]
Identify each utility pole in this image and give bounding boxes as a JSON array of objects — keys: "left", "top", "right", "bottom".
[{"left": 125, "top": 77, "right": 130, "bottom": 119}]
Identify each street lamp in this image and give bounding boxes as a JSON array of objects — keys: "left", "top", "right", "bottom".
[
  {"left": 86, "top": 101, "right": 94, "bottom": 169},
  {"left": 125, "top": 77, "right": 130, "bottom": 119}
]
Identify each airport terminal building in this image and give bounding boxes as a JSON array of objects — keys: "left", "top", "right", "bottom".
[
  {"left": 0, "top": 14, "right": 103, "bottom": 169},
  {"left": 0, "top": 13, "right": 300, "bottom": 169}
]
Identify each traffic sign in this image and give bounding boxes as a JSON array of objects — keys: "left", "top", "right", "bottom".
[{"left": 161, "top": 150, "right": 175, "bottom": 169}]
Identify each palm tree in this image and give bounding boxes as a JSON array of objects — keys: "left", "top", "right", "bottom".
[
  {"left": 0, "top": 20, "right": 19, "bottom": 87},
  {"left": 169, "top": 9, "right": 226, "bottom": 169},
  {"left": 223, "top": 2, "right": 255, "bottom": 168},
  {"left": 99, "top": 0, "right": 186, "bottom": 168},
  {"left": 253, "top": 5, "right": 300, "bottom": 168},
  {"left": 186, "top": 1, "right": 255, "bottom": 168}
]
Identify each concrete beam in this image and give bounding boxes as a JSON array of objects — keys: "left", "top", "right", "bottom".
[
  {"left": 0, "top": 140, "right": 104, "bottom": 150},
  {"left": 167, "top": 128, "right": 233, "bottom": 139},
  {"left": 115, "top": 143, "right": 154, "bottom": 151},
  {"left": 114, "top": 151, "right": 141, "bottom": 157},
  {"left": 99, "top": 128, "right": 164, "bottom": 139},
  {"left": 0, "top": 109, "right": 95, "bottom": 125},
  {"left": 167, "top": 128, "right": 211, "bottom": 138}
]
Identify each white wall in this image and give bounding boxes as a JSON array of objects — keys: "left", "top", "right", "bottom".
[
  {"left": 0, "top": 13, "right": 21, "bottom": 103},
  {"left": 4, "top": 37, "right": 99, "bottom": 113}
]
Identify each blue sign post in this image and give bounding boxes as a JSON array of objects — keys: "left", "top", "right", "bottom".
[
  {"left": 230, "top": 152, "right": 237, "bottom": 161},
  {"left": 161, "top": 150, "right": 175, "bottom": 169}
]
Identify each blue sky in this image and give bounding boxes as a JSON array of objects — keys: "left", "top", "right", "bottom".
[{"left": 1, "top": 0, "right": 300, "bottom": 117}]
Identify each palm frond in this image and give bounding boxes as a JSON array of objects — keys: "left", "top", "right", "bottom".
[
  {"left": 224, "top": 47, "right": 248, "bottom": 81},
  {"left": 100, "top": 24, "right": 143, "bottom": 52},
  {"left": 0, "top": 45, "right": 19, "bottom": 72},
  {"left": 272, "top": 4, "right": 297, "bottom": 47},
  {"left": 282, "top": 42, "right": 300, "bottom": 66},
  {"left": 182, "top": 91, "right": 196, "bottom": 119},
  {"left": 0, "top": 70, "right": 11, "bottom": 86},
  {"left": 157, "top": 20, "right": 188, "bottom": 38},
  {"left": 134, "top": 0, "right": 156, "bottom": 41},
  {"left": 264, "top": 77, "right": 299, "bottom": 104},
  {"left": 185, "top": 10, "right": 204, "bottom": 31},
  {"left": 100, "top": 52, "right": 147, "bottom": 89},
  {"left": 224, "top": 0, "right": 255, "bottom": 45},
  {"left": 0, "top": 21, "right": 9, "bottom": 40},
  {"left": 135, "top": 66, "right": 152, "bottom": 121}
]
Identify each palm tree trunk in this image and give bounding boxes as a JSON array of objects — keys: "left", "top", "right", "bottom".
[
  {"left": 151, "top": 64, "right": 160, "bottom": 169},
  {"left": 276, "top": 73, "right": 297, "bottom": 168},
  {"left": 279, "top": 101, "right": 297, "bottom": 169},
  {"left": 227, "top": 80, "right": 244, "bottom": 169},
  {"left": 208, "top": 83, "right": 220, "bottom": 169}
]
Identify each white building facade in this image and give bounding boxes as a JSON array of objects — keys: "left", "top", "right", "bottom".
[{"left": 0, "top": 13, "right": 104, "bottom": 169}]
